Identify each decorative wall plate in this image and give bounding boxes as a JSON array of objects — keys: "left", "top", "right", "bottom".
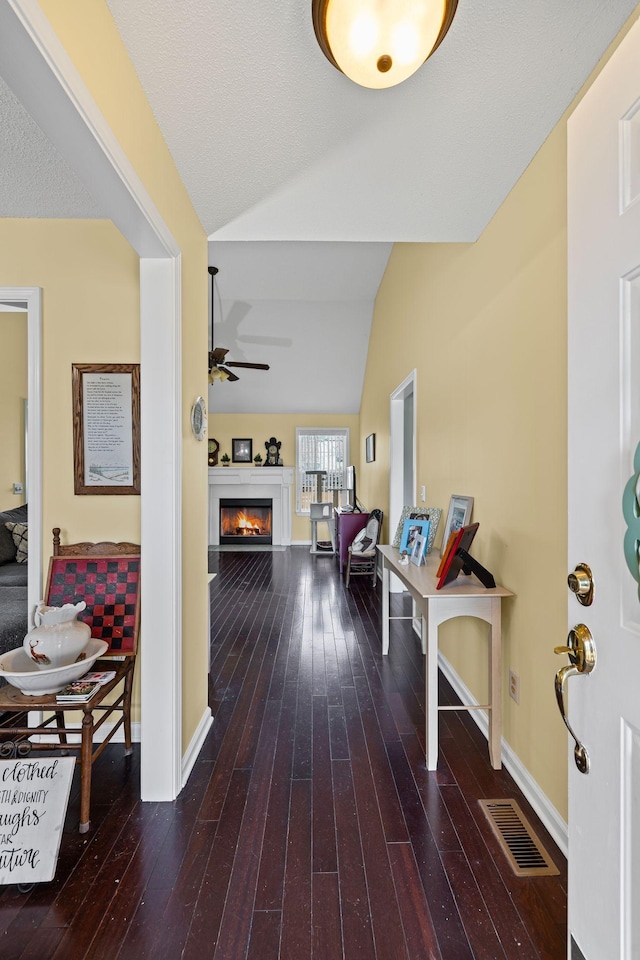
[{"left": 190, "top": 396, "right": 207, "bottom": 441}]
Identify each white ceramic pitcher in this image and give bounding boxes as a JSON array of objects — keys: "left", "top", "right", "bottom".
[{"left": 23, "top": 601, "right": 91, "bottom": 669}]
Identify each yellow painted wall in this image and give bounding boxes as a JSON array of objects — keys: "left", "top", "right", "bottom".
[
  {"left": 0, "top": 219, "right": 142, "bottom": 713},
  {"left": 359, "top": 9, "right": 640, "bottom": 821},
  {"left": 0, "top": 220, "right": 140, "bottom": 538},
  {"left": 34, "top": 0, "right": 210, "bottom": 752},
  {"left": 209, "top": 413, "right": 360, "bottom": 541},
  {"left": 0, "top": 313, "right": 27, "bottom": 511}
]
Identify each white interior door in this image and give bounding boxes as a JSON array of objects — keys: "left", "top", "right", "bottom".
[{"left": 567, "top": 19, "right": 640, "bottom": 960}]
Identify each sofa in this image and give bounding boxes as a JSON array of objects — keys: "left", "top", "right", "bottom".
[{"left": 0, "top": 503, "right": 28, "bottom": 656}]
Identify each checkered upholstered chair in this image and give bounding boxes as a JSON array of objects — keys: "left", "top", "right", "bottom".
[
  {"left": 0, "top": 528, "right": 140, "bottom": 833},
  {"left": 345, "top": 509, "right": 383, "bottom": 587}
]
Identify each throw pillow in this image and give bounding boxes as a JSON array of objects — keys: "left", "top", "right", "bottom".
[
  {"left": 0, "top": 504, "right": 27, "bottom": 565},
  {"left": 0, "top": 524, "right": 15, "bottom": 565},
  {"left": 5, "top": 521, "right": 28, "bottom": 563}
]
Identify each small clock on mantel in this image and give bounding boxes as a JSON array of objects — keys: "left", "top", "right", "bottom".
[
  {"left": 208, "top": 438, "right": 219, "bottom": 466},
  {"left": 264, "top": 437, "right": 282, "bottom": 467}
]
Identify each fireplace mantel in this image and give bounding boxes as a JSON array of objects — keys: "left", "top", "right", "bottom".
[{"left": 208, "top": 467, "right": 294, "bottom": 546}]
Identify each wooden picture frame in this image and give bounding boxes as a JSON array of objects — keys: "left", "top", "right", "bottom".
[
  {"left": 72, "top": 363, "right": 140, "bottom": 496},
  {"left": 232, "top": 438, "right": 253, "bottom": 463},
  {"left": 365, "top": 433, "right": 376, "bottom": 463},
  {"left": 440, "top": 495, "right": 474, "bottom": 557}
]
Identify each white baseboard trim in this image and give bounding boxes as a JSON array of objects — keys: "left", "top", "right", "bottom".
[
  {"left": 438, "top": 653, "right": 568, "bottom": 858},
  {"left": 30, "top": 706, "right": 214, "bottom": 798},
  {"left": 181, "top": 706, "right": 213, "bottom": 789}
]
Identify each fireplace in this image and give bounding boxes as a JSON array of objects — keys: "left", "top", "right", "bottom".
[{"left": 219, "top": 498, "right": 273, "bottom": 545}]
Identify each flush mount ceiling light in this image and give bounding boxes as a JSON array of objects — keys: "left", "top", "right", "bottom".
[{"left": 312, "top": 0, "right": 457, "bottom": 89}]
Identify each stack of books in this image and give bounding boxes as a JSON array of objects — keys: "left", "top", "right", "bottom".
[{"left": 55, "top": 669, "right": 117, "bottom": 703}]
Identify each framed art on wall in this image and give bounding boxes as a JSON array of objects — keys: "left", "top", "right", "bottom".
[
  {"left": 365, "top": 433, "right": 376, "bottom": 463},
  {"left": 72, "top": 363, "right": 140, "bottom": 496}
]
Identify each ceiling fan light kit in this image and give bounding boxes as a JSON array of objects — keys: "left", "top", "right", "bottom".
[
  {"left": 312, "top": 0, "right": 457, "bottom": 89},
  {"left": 208, "top": 266, "right": 270, "bottom": 383}
]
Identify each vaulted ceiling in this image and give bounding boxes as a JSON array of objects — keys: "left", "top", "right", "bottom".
[{"left": 1, "top": 1, "right": 637, "bottom": 412}]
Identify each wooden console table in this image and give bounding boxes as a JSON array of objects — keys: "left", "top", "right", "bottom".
[{"left": 377, "top": 545, "right": 513, "bottom": 771}]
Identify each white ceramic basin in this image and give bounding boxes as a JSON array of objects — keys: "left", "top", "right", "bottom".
[{"left": 0, "top": 639, "right": 109, "bottom": 696}]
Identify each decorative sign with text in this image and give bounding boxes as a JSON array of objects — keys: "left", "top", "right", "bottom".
[{"left": 0, "top": 757, "right": 75, "bottom": 885}]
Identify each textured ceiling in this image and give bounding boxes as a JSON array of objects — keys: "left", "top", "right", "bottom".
[
  {"left": 0, "top": 75, "right": 102, "bottom": 219},
  {"left": 106, "top": 0, "right": 638, "bottom": 242},
  {"left": 1, "top": 1, "right": 637, "bottom": 413}
]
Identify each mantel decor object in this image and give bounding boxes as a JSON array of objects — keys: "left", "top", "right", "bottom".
[
  {"left": 264, "top": 437, "right": 282, "bottom": 466},
  {"left": 208, "top": 438, "right": 220, "bottom": 466},
  {"left": 232, "top": 438, "right": 253, "bottom": 463}
]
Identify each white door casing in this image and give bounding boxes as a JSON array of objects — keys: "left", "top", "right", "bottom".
[
  {"left": 567, "top": 17, "right": 640, "bottom": 959},
  {"left": 389, "top": 370, "right": 417, "bottom": 592},
  {"left": 0, "top": 2, "right": 189, "bottom": 801},
  {"left": 0, "top": 288, "right": 41, "bottom": 628}
]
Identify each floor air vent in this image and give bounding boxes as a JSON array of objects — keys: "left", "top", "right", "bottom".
[{"left": 479, "top": 799, "right": 559, "bottom": 877}]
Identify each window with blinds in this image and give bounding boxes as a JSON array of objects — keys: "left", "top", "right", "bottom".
[{"left": 296, "top": 428, "right": 349, "bottom": 514}]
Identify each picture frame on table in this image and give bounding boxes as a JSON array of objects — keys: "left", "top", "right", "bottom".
[
  {"left": 436, "top": 522, "right": 480, "bottom": 589},
  {"left": 410, "top": 532, "right": 427, "bottom": 566},
  {"left": 440, "top": 495, "right": 474, "bottom": 557},
  {"left": 392, "top": 506, "right": 442, "bottom": 555},
  {"left": 365, "top": 433, "right": 376, "bottom": 463},
  {"left": 232, "top": 438, "right": 253, "bottom": 463},
  {"left": 399, "top": 518, "right": 431, "bottom": 555}
]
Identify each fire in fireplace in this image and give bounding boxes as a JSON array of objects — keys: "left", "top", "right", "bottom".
[{"left": 219, "top": 498, "right": 273, "bottom": 545}]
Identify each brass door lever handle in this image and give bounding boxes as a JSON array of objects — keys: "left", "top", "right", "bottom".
[{"left": 554, "top": 624, "right": 596, "bottom": 774}]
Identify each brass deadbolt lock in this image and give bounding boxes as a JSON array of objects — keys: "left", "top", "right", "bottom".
[{"left": 567, "top": 563, "right": 594, "bottom": 606}]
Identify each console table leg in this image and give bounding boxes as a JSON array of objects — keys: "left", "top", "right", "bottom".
[
  {"left": 425, "top": 601, "right": 439, "bottom": 770},
  {"left": 382, "top": 561, "right": 390, "bottom": 655},
  {"left": 488, "top": 598, "right": 502, "bottom": 769}
]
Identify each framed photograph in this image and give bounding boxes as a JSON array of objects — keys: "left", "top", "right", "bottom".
[
  {"left": 232, "top": 438, "right": 253, "bottom": 463},
  {"left": 365, "top": 433, "right": 376, "bottom": 463},
  {"left": 72, "top": 363, "right": 140, "bottom": 496},
  {"left": 399, "top": 518, "right": 431, "bottom": 555},
  {"left": 437, "top": 522, "right": 479, "bottom": 589},
  {"left": 440, "top": 495, "right": 474, "bottom": 557},
  {"left": 392, "top": 505, "right": 442, "bottom": 555},
  {"left": 410, "top": 532, "right": 427, "bottom": 566}
]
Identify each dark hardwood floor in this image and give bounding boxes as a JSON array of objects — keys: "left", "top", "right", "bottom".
[{"left": 0, "top": 546, "right": 566, "bottom": 959}]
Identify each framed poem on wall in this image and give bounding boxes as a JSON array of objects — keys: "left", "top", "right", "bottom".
[{"left": 72, "top": 363, "right": 140, "bottom": 496}]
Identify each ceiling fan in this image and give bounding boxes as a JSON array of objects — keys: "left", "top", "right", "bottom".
[{"left": 208, "top": 266, "right": 270, "bottom": 383}]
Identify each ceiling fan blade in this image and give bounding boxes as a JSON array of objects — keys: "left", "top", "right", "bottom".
[
  {"left": 224, "top": 361, "right": 270, "bottom": 371},
  {"left": 219, "top": 366, "right": 240, "bottom": 382},
  {"left": 210, "top": 347, "right": 229, "bottom": 362}
]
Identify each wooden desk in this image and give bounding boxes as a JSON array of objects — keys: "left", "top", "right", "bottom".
[{"left": 377, "top": 545, "right": 513, "bottom": 771}]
